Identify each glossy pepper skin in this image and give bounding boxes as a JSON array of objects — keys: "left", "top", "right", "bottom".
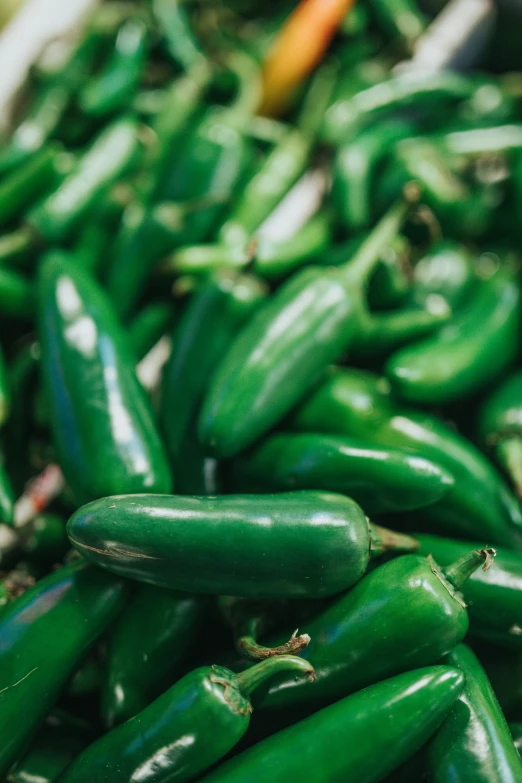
[
  {"left": 58, "top": 656, "right": 315, "bottom": 783},
  {"left": 416, "top": 534, "right": 522, "bottom": 649},
  {"left": 79, "top": 19, "right": 148, "bottom": 117},
  {"left": 37, "top": 251, "right": 171, "bottom": 505},
  {"left": 291, "top": 368, "right": 522, "bottom": 550},
  {"left": 0, "top": 559, "right": 128, "bottom": 778},
  {"left": 230, "top": 432, "right": 454, "bottom": 515},
  {"left": 67, "top": 491, "right": 416, "bottom": 598},
  {"left": 386, "top": 265, "right": 521, "bottom": 405},
  {"left": 7, "top": 725, "right": 86, "bottom": 783},
  {"left": 255, "top": 548, "right": 490, "bottom": 711},
  {"left": 161, "top": 271, "right": 266, "bottom": 491},
  {"left": 427, "top": 644, "right": 522, "bottom": 782},
  {"left": 479, "top": 370, "right": 522, "bottom": 500},
  {"left": 200, "top": 667, "right": 464, "bottom": 783},
  {"left": 199, "top": 199, "right": 409, "bottom": 458},
  {"left": 407, "top": 240, "right": 477, "bottom": 311},
  {"left": 102, "top": 585, "right": 206, "bottom": 728},
  {"left": 27, "top": 117, "right": 140, "bottom": 243}
]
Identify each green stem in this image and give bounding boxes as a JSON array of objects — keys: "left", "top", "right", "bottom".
[
  {"left": 233, "top": 655, "right": 315, "bottom": 697},
  {"left": 339, "top": 197, "right": 412, "bottom": 288},
  {"left": 227, "top": 51, "right": 262, "bottom": 123},
  {"left": 369, "top": 523, "right": 419, "bottom": 558},
  {"left": 442, "top": 548, "right": 496, "bottom": 590},
  {"left": 237, "top": 629, "right": 311, "bottom": 662}
]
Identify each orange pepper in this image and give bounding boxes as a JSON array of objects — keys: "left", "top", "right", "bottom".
[{"left": 259, "top": 0, "right": 355, "bottom": 117}]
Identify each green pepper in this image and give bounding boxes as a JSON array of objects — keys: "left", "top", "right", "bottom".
[
  {"left": 0, "top": 31, "right": 103, "bottom": 174},
  {"left": 199, "top": 198, "right": 410, "bottom": 458},
  {"left": 201, "top": 666, "right": 464, "bottom": 783},
  {"left": 229, "top": 432, "right": 454, "bottom": 514},
  {"left": 254, "top": 548, "right": 490, "bottom": 712},
  {"left": 407, "top": 240, "right": 478, "bottom": 311},
  {"left": 7, "top": 725, "right": 86, "bottom": 783},
  {"left": 27, "top": 117, "right": 141, "bottom": 243},
  {"left": 79, "top": 19, "right": 149, "bottom": 117},
  {"left": 102, "top": 585, "right": 207, "bottom": 728},
  {"left": 290, "top": 368, "right": 522, "bottom": 548},
  {"left": 37, "top": 250, "right": 171, "bottom": 505},
  {"left": 161, "top": 271, "right": 266, "bottom": 491},
  {"left": 58, "top": 656, "right": 315, "bottom": 783},
  {"left": 332, "top": 118, "right": 415, "bottom": 232},
  {"left": 67, "top": 491, "right": 418, "bottom": 598},
  {"left": 67, "top": 652, "right": 102, "bottom": 699},
  {"left": 386, "top": 264, "right": 521, "bottom": 405},
  {"left": 479, "top": 370, "right": 522, "bottom": 500},
  {"left": 416, "top": 533, "right": 522, "bottom": 648},
  {"left": 0, "top": 145, "right": 74, "bottom": 229},
  {"left": 427, "top": 644, "right": 522, "bottom": 781},
  {"left": 0, "top": 559, "right": 128, "bottom": 778}
]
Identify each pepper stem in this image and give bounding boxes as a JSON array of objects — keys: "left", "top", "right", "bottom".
[
  {"left": 369, "top": 523, "right": 419, "bottom": 558},
  {"left": 442, "top": 548, "right": 496, "bottom": 590},
  {"left": 238, "top": 629, "right": 311, "bottom": 662},
  {"left": 233, "top": 654, "right": 316, "bottom": 697},
  {"left": 339, "top": 196, "right": 414, "bottom": 288},
  {"left": 497, "top": 437, "right": 522, "bottom": 502}
]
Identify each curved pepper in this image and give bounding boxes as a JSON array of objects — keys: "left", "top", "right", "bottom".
[
  {"left": 27, "top": 117, "right": 141, "bottom": 243},
  {"left": 479, "top": 370, "right": 522, "bottom": 500},
  {"left": 416, "top": 533, "right": 522, "bottom": 648},
  {"left": 67, "top": 491, "right": 418, "bottom": 598},
  {"left": 255, "top": 548, "right": 492, "bottom": 711},
  {"left": 102, "top": 585, "right": 206, "bottom": 728},
  {"left": 80, "top": 19, "right": 149, "bottom": 117},
  {"left": 427, "top": 644, "right": 522, "bottom": 782},
  {"left": 290, "top": 368, "right": 522, "bottom": 549},
  {"left": 199, "top": 198, "right": 410, "bottom": 458},
  {"left": 58, "top": 656, "right": 315, "bottom": 783},
  {"left": 37, "top": 250, "right": 171, "bottom": 504},
  {"left": 0, "top": 559, "right": 128, "bottom": 778},
  {"left": 229, "top": 432, "right": 454, "bottom": 514},
  {"left": 161, "top": 271, "right": 266, "bottom": 491},
  {"left": 201, "top": 667, "right": 464, "bottom": 783},
  {"left": 386, "top": 264, "right": 521, "bottom": 405}
]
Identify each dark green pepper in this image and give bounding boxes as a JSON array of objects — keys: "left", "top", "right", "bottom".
[
  {"left": 102, "top": 585, "right": 206, "bottom": 728},
  {"left": 58, "top": 656, "right": 315, "bottom": 783},
  {"left": 200, "top": 667, "right": 464, "bottom": 783},
  {"left": 37, "top": 250, "right": 171, "bottom": 505},
  {"left": 161, "top": 271, "right": 266, "bottom": 490},
  {"left": 291, "top": 368, "right": 522, "bottom": 549},
  {"left": 79, "top": 19, "right": 149, "bottom": 117},
  {"left": 199, "top": 198, "right": 410, "bottom": 458},
  {"left": 427, "top": 644, "right": 522, "bottom": 781},
  {"left": 479, "top": 370, "right": 522, "bottom": 500},
  {"left": 67, "top": 491, "right": 417, "bottom": 598},
  {"left": 7, "top": 725, "right": 86, "bottom": 783},
  {"left": 386, "top": 264, "right": 521, "bottom": 405},
  {"left": 416, "top": 533, "right": 522, "bottom": 648},
  {"left": 27, "top": 117, "right": 141, "bottom": 243},
  {"left": 0, "top": 559, "right": 128, "bottom": 778},
  {"left": 230, "top": 432, "right": 454, "bottom": 514}
]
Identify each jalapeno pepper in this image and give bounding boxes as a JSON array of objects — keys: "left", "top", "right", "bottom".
[
  {"left": 67, "top": 491, "right": 418, "bottom": 598},
  {"left": 427, "top": 643, "right": 522, "bottom": 782},
  {"left": 199, "top": 198, "right": 410, "bottom": 458},
  {"left": 7, "top": 725, "right": 86, "bottom": 783},
  {"left": 37, "top": 250, "right": 171, "bottom": 505},
  {"left": 58, "top": 656, "right": 315, "bottom": 783},
  {"left": 102, "top": 586, "right": 207, "bottom": 728},
  {"left": 0, "top": 559, "right": 128, "bottom": 778},
  {"left": 229, "top": 432, "right": 454, "bottom": 514},
  {"left": 290, "top": 368, "right": 522, "bottom": 549},
  {"left": 416, "top": 533, "right": 522, "bottom": 648},
  {"left": 200, "top": 666, "right": 464, "bottom": 783},
  {"left": 27, "top": 117, "right": 141, "bottom": 243},
  {"left": 79, "top": 19, "right": 149, "bottom": 117},
  {"left": 386, "top": 264, "right": 521, "bottom": 405},
  {"left": 161, "top": 271, "right": 266, "bottom": 491},
  {"left": 479, "top": 370, "right": 522, "bottom": 501}
]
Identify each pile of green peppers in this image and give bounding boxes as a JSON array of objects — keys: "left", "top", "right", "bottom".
[{"left": 3, "top": 0, "right": 522, "bottom": 781}]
